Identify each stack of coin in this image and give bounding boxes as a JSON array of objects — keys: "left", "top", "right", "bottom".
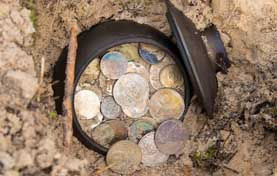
[{"left": 74, "top": 43, "right": 189, "bottom": 173}]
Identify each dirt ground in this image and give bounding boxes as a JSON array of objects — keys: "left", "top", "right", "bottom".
[{"left": 0, "top": 0, "right": 276, "bottom": 175}]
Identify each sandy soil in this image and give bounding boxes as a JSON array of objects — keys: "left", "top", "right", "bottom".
[{"left": 0, "top": 0, "right": 276, "bottom": 175}]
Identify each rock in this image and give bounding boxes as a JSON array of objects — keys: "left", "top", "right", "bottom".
[
  {"left": 35, "top": 138, "right": 56, "bottom": 169},
  {"left": 0, "top": 152, "right": 15, "bottom": 170},
  {"left": 15, "top": 150, "right": 34, "bottom": 169},
  {"left": 4, "top": 70, "right": 38, "bottom": 101},
  {"left": 4, "top": 170, "right": 19, "bottom": 176}
]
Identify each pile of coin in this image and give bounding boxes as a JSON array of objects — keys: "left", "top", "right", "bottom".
[{"left": 74, "top": 43, "right": 188, "bottom": 174}]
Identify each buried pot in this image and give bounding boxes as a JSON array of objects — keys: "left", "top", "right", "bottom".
[{"left": 53, "top": 1, "right": 229, "bottom": 155}]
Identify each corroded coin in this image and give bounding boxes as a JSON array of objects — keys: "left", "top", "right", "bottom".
[
  {"left": 139, "top": 132, "right": 169, "bottom": 166},
  {"left": 101, "top": 96, "right": 121, "bottom": 119},
  {"left": 155, "top": 119, "right": 188, "bottom": 155},
  {"left": 74, "top": 90, "right": 100, "bottom": 119},
  {"left": 79, "top": 58, "right": 100, "bottom": 84},
  {"left": 100, "top": 52, "right": 128, "bottom": 79},
  {"left": 122, "top": 100, "right": 148, "bottom": 119},
  {"left": 127, "top": 61, "right": 149, "bottom": 81},
  {"left": 149, "top": 56, "right": 174, "bottom": 90},
  {"left": 106, "top": 140, "right": 142, "bottom": 174},
  {"left": 116, "top": 43, "right": 141, "bottom": 61},
  {"left": 139, "top": 43, "right": 166, "bottom": 64},
  {"left": 129, "top": 120, "right": 155, "bottom": 143},
  {"left": 90, "top": 113, "right": 103, "bottom": 129},
  {"left": 160, "top": 64, "right": 184, "bottom": 88},
  {"left": 149, "top": 89, "right": 185, "bottom": 123},
  {"left": 113, "top": 73, "right": 149, "bottom": 108},
  {"left": 92, "top": 120, "right": 128, "bottom": 147},
  {"left": 99, "top": 73, "right": 115, "bottom": 95}
]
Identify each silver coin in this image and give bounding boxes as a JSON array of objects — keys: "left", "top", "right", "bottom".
[
  {"left": 99, "top": 73, "right": 115, "bottom": 95},
  {"left": 139, "top": 43, "right": 166, "bottom": 64},
  {"left": 113, "top": 73, "right": 149, "bottom": 108},
  {"left": 106, "top": 140, "right": 142, "bottom": 174},
  {"left": 79, "top": 58, "right": 100, "bottom": 84},
  {"left": 122, "top": 101, "right": 148, "bottom": 119},
  {"left": 74, "top": 90, "right": 100, "bottom": 119},
  {"left": 149, "top": 56, "right": 174, "bottom": 90},
  {"left": 149, "top": 88, "right": 185, "bottom": 123},
  {"left": 129, "top": 120, "right": 155, "bottom": 143},
  {"left": 100, "top": 51, "right": 128, "bottom": 79},
  {"left": 155, "top": 120, "right": 188, "bottom": 155},
  {"left": 160, "top": 64, "right": 184, "bottom": 88},
  {"left": 127, "top": 61, "right": 149, "bottom": 81},
  {"left": 101, "top": 96, "right": 121, "bottom": 119},
  {"left": 139, "top": 132, "right": 169, "bottom": 166}
]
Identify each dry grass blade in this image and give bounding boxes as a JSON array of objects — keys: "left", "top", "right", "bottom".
[{"left": 63, "top": 21, "right": 78, "bottom": 149}]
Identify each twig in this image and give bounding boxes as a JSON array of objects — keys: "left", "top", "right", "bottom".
[
  {"left": 63, "top": 21, "right": 78, "bottom": 149},
  {"left": 37, "top": 56, "right": 45, "bottom": 102},
  {"left": 95, "top": 162, "right": 117, "bottom": 175},
  {"left": 221, "top": 164, "right": 240, "bottom": 174}
]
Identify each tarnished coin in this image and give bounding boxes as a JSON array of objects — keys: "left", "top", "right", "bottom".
[
  {"left": 79, "top": 58, "right": 100, "bottom": 84},
  {"left": 90, "top": 113, "right": 104, "bottom": 129},
  {"left": 160, "top": 64, "right": 184, "bottom": 88},
  {"left": 122, "top": 100, "right": 148, "bottom": 119},
  {"left": 106, "top": 140, "right": 142, "bottom": 174},
  {"left": 139, "top": 43, "right": 166, "bottom": 64},
  {"left": 100, "top": 52, "right": 128, "bottom": 79},
  {"left": 127, "top": 61, "right": 149, "bottom": 81},
  {"left": 101, "top": 96, "right": 121, "bottom": 119},
  {"left": 149, "top": 89, "right": 185, "bottom": 123},
  {"left": 116, "top": 43, "right": 141, "bottom": 61},
  {"left": 129, "top": 120, "right": 155, "bottom": 143},
  {"left": 149, "top": 56, "right": 174, "bottom": 90},
  {"left": 113, "top": 73, "right": 149, "bottom": 108},
  {"left": 92, "top": 120, "right": 128, "bottom": 147},
  {"left": 78, "top": 113, "right": 103, "bottom": 134},
  {"left": 139, "top": 132, "right": 169, "bottom": 166},
  {"left": 155, "top": 119, "right": 188, "bottom": 155},
  {"left": 99, "top": 73, "right": 115, "bottom": 95},
  {"left": 74, "top": 90, "right": 100, "bottom": 119},
  {"left": 92, "top": 123, "right": 115, "bottom": 147}
]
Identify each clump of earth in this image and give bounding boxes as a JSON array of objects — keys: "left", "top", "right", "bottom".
[{"left": 0, "top": 0, "right": 276, "bottom": 175}]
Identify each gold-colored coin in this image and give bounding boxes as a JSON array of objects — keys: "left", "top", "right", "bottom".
[
  {"left": 79, "top": 58, "right": 100, "bottom": 84},
  {"left": 113, "top": 73, "right": 149, "bottom": 108},
  {"left": 106, "top": 140, "right": 142, "bottom": 174},
  {"left": 74, "top": 90, "right": 100, "bottom": 119},
  {"left": 139, "top": 43, "right": 166, "bottom": 64},
  {"left": 127, "top": 61, "right": 149, "bottom": 81},
  {"left": 149, "top": 89, "right": 185, "bottom": 123},
  {"left": 100, "top": 52, "right": 128, "bottom": 79},
  {"left": 160, "top": 64, "right": 184, "bottom": 88},
  {"left": 149, "top": 55, "right": 174, "bottom": 90},
  {"left": 115, "top": 43, "right": 141, "bottom": 61}
]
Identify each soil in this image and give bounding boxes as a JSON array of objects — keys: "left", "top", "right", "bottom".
[{"left": 0, "top": 0, "right": 276, "bottom": 176}]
